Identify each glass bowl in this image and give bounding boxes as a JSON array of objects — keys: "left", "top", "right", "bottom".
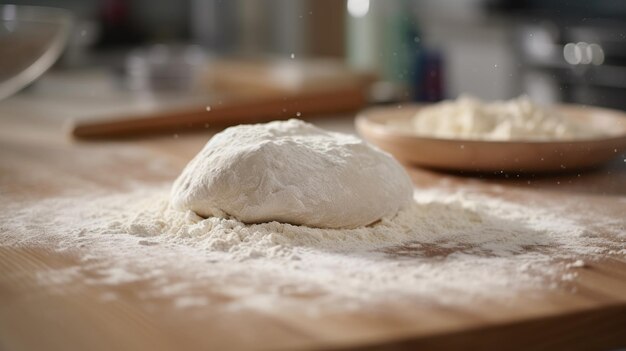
[{"left": 0, "top": 5, "right": 72, "bottom": 100}]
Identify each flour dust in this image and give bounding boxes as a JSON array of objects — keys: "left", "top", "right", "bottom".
[{"left": 1, "top": 184, "right": 624, "bottom": 312}]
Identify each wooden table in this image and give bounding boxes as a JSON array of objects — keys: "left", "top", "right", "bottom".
[{"left": 0, "top": 72, "right": 625, "bottom": 351}]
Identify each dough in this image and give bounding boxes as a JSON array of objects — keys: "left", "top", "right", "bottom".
[{"left": 170, "top": 119, "right": 413, "bottom": 229}]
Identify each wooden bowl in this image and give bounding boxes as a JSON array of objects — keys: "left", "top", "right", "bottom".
[{"left": 356, "top": 104, "right": 626, "bottom": 173}]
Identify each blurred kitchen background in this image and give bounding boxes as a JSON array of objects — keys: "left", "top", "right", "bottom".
[{"left": 4, "top": 0, "right": 626, "bottom": 110}]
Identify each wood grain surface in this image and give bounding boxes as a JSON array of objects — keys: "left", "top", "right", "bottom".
[{"left": 0, "top": 74, "right": 625, "bottom": 351}]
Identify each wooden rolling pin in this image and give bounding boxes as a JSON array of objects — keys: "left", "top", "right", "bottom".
[{"left": 71, "top": 86, "right": 366, "bottom": 139}]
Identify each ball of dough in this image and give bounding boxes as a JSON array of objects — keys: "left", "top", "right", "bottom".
[{"left": 170, "top": 119, "right": 413, "bottom": 229}]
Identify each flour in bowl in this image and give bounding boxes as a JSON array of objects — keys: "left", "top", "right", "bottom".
[{"left": 410, "top": 95, "right": 603, "bottom": 141}]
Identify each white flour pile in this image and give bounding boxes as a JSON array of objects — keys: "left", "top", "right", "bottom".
[
  {"left": 409, "top": 95, "right": 603, "bottom": 141},
  {"left": 2, "top": 184, "right": 624, "bottom": 311}
]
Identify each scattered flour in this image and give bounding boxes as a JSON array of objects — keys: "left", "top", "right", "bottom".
[
  {"left": 2, "top": 183, "right": 623, "bottom": 311},
  {"left": 408, "top": 95, "right": 604, "bottom": 141},
  {"left": 565, "top": 259, "right": 586, "bottom": 269}
]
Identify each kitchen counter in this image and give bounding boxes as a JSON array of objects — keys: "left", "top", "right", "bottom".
[{"left": 0, "top": 72, "right": 625, "bottom": 351}]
